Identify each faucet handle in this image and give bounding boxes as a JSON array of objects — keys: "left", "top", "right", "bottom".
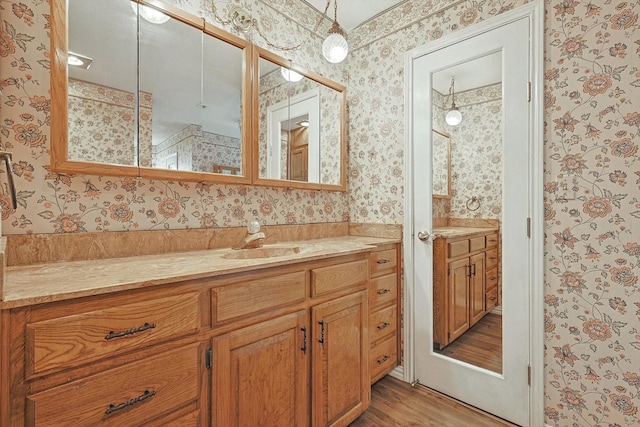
[{"left": 247, "top": 220, "right": 261, "bottom": 234}]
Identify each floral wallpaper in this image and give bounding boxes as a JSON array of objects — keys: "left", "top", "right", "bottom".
[
  {"left": 446, "top": 84, "right": 503, "bottom": 220},
  {"left": 0, "top": 0, "right": 348, "bottom": 234},
  {"left": 543, "top": 1, "right": 640, "bottom": 426},
  {"left": 67, "top": 79, "right": 153, "bottom": 167},
  {"left": 152, "top": 124, "right": 241, "bottom": 173}
]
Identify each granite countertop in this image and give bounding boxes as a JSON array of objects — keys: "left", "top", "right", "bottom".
[
  {"left": 1, "top": 236, "right": 399, "bottom": 309},
  {"left": 433, "top": 226, "right": 498, "bottom": 239}
]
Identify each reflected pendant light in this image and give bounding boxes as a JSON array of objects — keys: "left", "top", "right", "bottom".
[
  {"left": 445, "top": 78, "right": 462, "bottom": 126},
  {"left": 131, "top": 2, "right": 170, "bottom": 25},
  {"left": 322, "top": 0, "right": 348, "bottom": 63}
]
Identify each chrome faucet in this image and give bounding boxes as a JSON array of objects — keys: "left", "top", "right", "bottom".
[{"left": 236, "top": 221, "right": 265, "bottom": 249}]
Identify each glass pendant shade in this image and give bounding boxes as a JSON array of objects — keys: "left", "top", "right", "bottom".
[
  {"left": 445, "top": 107, "right": 462, "bottom": 126},
  {"left": 322, "top": 22, "right": 348, "bottom": 64},
  {"left": 131, "top": 2, "right": 170, "bottom": 24},
  {"left": 280, "top": 67, "right": 303, "bottom": 82}
]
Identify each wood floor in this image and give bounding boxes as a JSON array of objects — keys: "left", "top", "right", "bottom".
[
  {"left": 350, "top": 376, "right": 516, "bottom": 427},
  {"left": 435, "top": 312, "right": 502, "bottom": 373}
]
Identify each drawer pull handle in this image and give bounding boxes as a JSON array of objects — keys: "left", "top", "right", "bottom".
[
  {"left": 377, "top": 289, "right": 391, "bottom": 295},
  {"left": 376, "top": 259, "right": 391, "bottom": 265},
  {"left": 301, "top": 327, "right": 307, "bottom": 354},
  {"left": 376, "top": 355, "right": 390, "bottom": 365},
  {"left": 489, "top": 257, "right": 497, "bottom": 261},
  {"left": 489, "top": 297, "right": 497, "bottom": 301},
  {"left": 105, "top": 322, "right": 156, "bottom": 341},
  {"left": 377, "top": 322, "right": 391, "bottom": 331},
  {"left": 318, "top": 321, "right": 325, "bottom": 347},
  {"left": 105, "top": 389, "right": 156, "bottom": 415},
  {"left": 489, "top": 276, "right": 497, "bottom": 280}
]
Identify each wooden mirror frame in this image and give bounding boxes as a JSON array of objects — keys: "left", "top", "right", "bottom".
[
  {"left": 51, "top": 0, "right": 253, "bottom": 184},
  {"left": 251, "top": 47, "right": 347, "bottom": 192}
]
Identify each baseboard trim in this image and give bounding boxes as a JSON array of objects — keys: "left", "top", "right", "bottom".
[{"left": 389, "top": 365, "right": 404, "bottom": 381}]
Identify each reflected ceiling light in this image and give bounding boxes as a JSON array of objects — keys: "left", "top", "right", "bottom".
[
  {"left": 445, "top": 78, "right": 462, "bottom": 127},
  {"left": 131, "top": 2, "right": 171, "bottom": 25},
  {"left": 322, "top": 1, "right": 348, "bottom": 64},
  {"left": 281, "top": 67, "right": 303, "bottom": 82},
  {"left": 209, "top": 0, "right": 347, "bottom": 64},
  {"left": 297, "top": 120, "right": 310, "bottom": 127},
  {"left": 67, "top": 52, "right": 93, "bottom": 69}
]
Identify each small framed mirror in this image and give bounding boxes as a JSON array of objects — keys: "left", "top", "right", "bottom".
[
  {"left": 432, "top": 128, "right": 451, "bottom": 198},
  {"left": 253, "top": 48, "right": 346, "bottom": 191}
]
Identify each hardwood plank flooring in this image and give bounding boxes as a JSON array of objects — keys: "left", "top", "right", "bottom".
[
  {"left": 350, "top": 376, "right": 516, "bottom": 427},
  {"left": 435, "top": 313, "right": 502, "bottom": 373}
]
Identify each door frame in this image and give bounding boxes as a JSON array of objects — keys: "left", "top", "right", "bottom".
[{"left": 400, "top": 3, "right": 544, "bottom": 425}]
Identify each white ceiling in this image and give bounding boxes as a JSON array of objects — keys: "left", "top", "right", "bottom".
[{"left": 304, "top": 0, "right": 407, "bottom": 31}]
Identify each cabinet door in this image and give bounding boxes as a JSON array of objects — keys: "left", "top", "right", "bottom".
[
  {"left": 213, "top": 311, "right": 309, "bottom": 427},
  {"left": 469, "top": 253, "right": 486, "bottom": 326},
  {"left": 312, "top": 291, "right": 369, "bottom": 427},
  {"left": 449, "top": 258, "right": 470, "bottom": 342}
]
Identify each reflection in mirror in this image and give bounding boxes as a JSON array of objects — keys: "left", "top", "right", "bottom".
[
  {"left": 67, "top": 0, "right": 138, "bottom": 166},
  {"left": 140, "top": 9, "right": 202, "bottom": 171},
  {"left": 257, "top": 52, "right": 345, "bottom": 188},
  {"left": 58, "top": 0, "right": 249, "bottom": 181},
  {"left": 431, "top": 52, "right": 504, "bottom": 374},
  {"left": 432, "top": 129, "right": 451, "bottom": 198}
]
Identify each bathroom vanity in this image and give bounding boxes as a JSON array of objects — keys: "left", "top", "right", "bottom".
[
  {"left": 432, "top": 227, "right": 499, "bottom": 350},
  {"left": 0, "top": 233, "right": 400, "bottom": 426}
]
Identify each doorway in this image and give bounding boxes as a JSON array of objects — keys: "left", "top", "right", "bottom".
[{"left": 403, "top": 5, "right": 544, "bottom": 426}]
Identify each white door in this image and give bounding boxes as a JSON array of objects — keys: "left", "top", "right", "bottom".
[{"left": 410, "top": 17, "right": 531, "bottom": 426}]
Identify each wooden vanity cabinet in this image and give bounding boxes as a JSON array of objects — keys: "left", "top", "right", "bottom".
[
  {"left": 2, "top": 249, "right": 391, "bottom": 427},
  {"left": 433, "top": 231, "right": 499, "bottom": 349},
  {"left": 368, "top": 244, "right": 400, "bottom": 383},
  {"left": 213, "top": 310, "right": 309, "bottom": 427},
  {"left": 211, "top": 254, "right": 371, "bottom": 427},
  {"left": 3, "top": 287, "right": 207, "bottom": 426}
]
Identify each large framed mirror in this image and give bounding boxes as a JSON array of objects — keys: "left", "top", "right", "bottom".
[
  {"left": 51, "top": 0, "right": 252, "bottom": 183},
  {"left": 253, "top": 48, "right": 346, "bottom": 191}
]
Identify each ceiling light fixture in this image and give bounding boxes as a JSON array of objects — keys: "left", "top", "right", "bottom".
[
  {"left": 322, "top": 0, "right": 348, "bottom": 64},
  {"left": 208, "top": 0, "right": 346, "bottom": 63},
  {"left": 297, "top": 120, "right": 310, "bottom": 127},
  {"left": 67, "top": 52, "right": 93, "bottom": 69},
  {"left": 445, "top": 78, "right": 462, "bottom": 127},
  {"left": 281, "top": 67, "right": 304, "bottom": 82},
  {"left": 131, "top": 2, "right": 171, "bottom": 25}
]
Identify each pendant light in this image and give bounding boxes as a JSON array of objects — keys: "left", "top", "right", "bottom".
[
  {"left": 131, "top": 2, "right": 170, "bottom": 25},
  {"left": 322, "top": 0, "right": 348, "bottom": 64},
  {"left": 445, "top": 78, "right": 462, "bottom": 126}
]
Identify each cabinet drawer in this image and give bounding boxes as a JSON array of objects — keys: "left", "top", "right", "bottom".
[
  {"left": 469, "top": 236, "right": 486, "bottom": 252},
  {"left": 370, "top": 249, "right": 397, "bottom": 276},
  {"left": 26, "top": 344, "right": 199, "bottom": 427},
  {"left": 369, "top": 273, "right": 397, "bottom": 310},
  {"left": 448, "top": 240, "right": 469, "bottom": 258},
  {"left": 26, "top": 292, "right": 200, "bottom": 377},
  {"left": 486, "top": 249, "right": 499, "bottom": 269},
  {"left": 486, "top": 233, "right": 498, "bottom": 248},
  {"left": 370, "top": 305, "right": 397, "bottom": 344},
  {"left": 486, "top": 267, "right": 498, "bottom": 291},
  {"left": 311, "top": 259, "right": 368, "bottom": 297},
  {"left": 486, "top": 287, "right": 498, "bottom": 312},
  {"left": 213, "top": 271, "right": 306, "bottom": 324},
  {"left": 370, "top": 335, "right": 397, "bottom": 383}
]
